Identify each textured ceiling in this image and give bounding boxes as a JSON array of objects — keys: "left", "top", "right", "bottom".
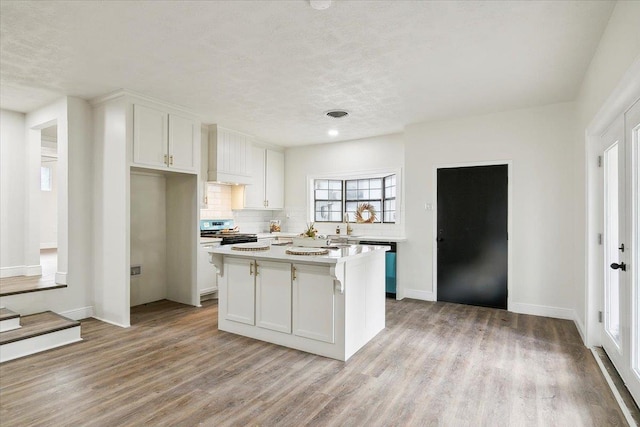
[{"left": 0, "top": 1, "right": 614, "bottom": 146}]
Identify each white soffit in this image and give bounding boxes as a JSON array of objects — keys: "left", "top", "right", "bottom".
[{"left": 0, "top": 1, "right": 614, "bottom": 146}]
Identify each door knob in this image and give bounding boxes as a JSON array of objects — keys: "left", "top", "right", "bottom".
[{"left": 610, "top": 262, "right": 626, "bottom": 271}]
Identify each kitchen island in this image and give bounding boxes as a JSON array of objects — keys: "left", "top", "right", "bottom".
[{"left": 208, "top": 243, "right": 389, "bottom": 361}]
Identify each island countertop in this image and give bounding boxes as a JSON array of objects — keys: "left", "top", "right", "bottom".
[{"left": 208, "top": 243, "right": 389, "bottom": 265}]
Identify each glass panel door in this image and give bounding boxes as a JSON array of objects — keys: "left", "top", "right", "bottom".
[
  {"left": 600, "top": 116, "right": 626, "bottom": 375},
  {"left": 600, "top": 98, "right": 640, "bottom": 406},
  {"left": 604, "top": 142, "right": 622, "bottom": 348}
]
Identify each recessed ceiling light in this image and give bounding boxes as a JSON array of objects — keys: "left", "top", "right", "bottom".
[
  {"left": 310, "top": 0, "right": 332, "bottom": 10},
  {"left": 325, "top": 110, "right": 349, "bottom": 119},
  {"left": 328, "top": 129, "right": 339, "bottom": 137}
]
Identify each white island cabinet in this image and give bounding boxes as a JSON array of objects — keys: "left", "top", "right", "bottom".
[{"left": 208, "top": 244, "right": 389, "bottom": 361}]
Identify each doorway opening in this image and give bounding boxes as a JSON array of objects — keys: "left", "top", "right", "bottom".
[
  {"left": 435, "top": 163, "right": 510, "bottom": 309},
  {"left": 40, "top": 124, "right": 58, "bottom": 284}
]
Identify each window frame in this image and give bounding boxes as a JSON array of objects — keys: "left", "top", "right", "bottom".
[{"left": 308, "top": 169, "right": 401, "bottom": 225}]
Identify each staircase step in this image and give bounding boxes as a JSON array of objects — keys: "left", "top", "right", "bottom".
[
  {"left": 0, "top": 307, "right": 21, "bottom": 332},
  {"left": 0, "top": 311, "right": 81, "bottom": 363}
]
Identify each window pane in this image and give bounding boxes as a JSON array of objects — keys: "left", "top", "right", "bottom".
[
  {"left": 370, "top": 189, "right": 382, "bottom": 199},
  {"left": 329, "top": 180, "right": 342, "bottom": 190},
  {"left": 345, "top": 212, "right": 356, "bottom": 222},
  {"left": 345, "top": 201, "right": 358, "bottom": 212},
  {"left": 385, "top": 199, "right": 396, "bottom": 211},
  {"left": 315, "top": 189, "right": 329, "bottom": 200},
  {"left": 329, "top": 190, "right": 342, "bottom": 200},
  {"left": 357, "top": 179, "right": 369, "bottom": 190},
  {"left": 358, "top": 189, "right": 370, "bottom": 200},
  {"left": 315, "top": 180, "right": 328, "bottom": 190},
  {"left": 41, "top": 166, "right": 51, "bottom": 191},
  {"left": 346, "top": 190, "right": 357, "bottom": 200},
  {"left": 330, "top": 211, "right": 343, "bottom": 222},
  {"left": 346, "top": 180, "right": 357, "bottom": 190},
  {"left": 370, "top": 178, "right": 382, "bottom": 189}
]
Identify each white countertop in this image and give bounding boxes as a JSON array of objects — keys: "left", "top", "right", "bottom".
[
  {"left": 256, "top": 232, "right": 406, "bottom": 242},
  {"left": 200, "top": 237, "right": 223, "bottom": 245},
  {"left": 208, "top": 243, "right": 389, "bottom": 265}
]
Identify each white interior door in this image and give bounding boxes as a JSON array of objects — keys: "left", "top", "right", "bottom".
[
  {"left": 625, "top": 99, "right": 640, "bottom": 403},
  {"left": 599, "top": 98, "right": 640, "bottom": 406}
]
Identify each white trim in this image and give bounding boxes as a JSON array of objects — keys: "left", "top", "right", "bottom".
[
  {"left": 25, "top": 264, "right": 42, "bottom": 276},
  {"left": 40, "top": 242, "right": 57, "bottom": 249},
  {"left": 590, "top": 348, "right": 638, "bottom": 427},
  {"left": 55, "top": 272, "right": 67, "bottom": 285},
  {"left": 0, "top": 265, "right": 43, "bottom": 278},
  {"left": 0, "top": 326, "right": 82, "bottom": 363},
  {"left": 510, "top": 302, "right": 575, "bottom": 320},
  {"left": 60, "top": 306, "right": 93, "bottom": 320},
  {"left": 92, "top": 315, "right": 130, "bottom": 328},
  {"left": 0, "top": 266, "right": 27, "bottom": 278},
  {"left": 200, "top": 287, "right": 218, "bottom": 295},
  {"left": 574, "top": 312, "right": 586, "bottom": 344},
  {"left": 433, "top": 160, "right": 513, "bottom": 309},
  {"left": 585, "top": 57, "right": 640, "bottom": 348},
  {"left": 306, "top": 167, "right": 404, "bottom": 225},
  {"left": 0, "top": 317, "right": 21, "bottom": 333},
  {"left": 400, "top": 288, "right": 435, "bottom": 301}
]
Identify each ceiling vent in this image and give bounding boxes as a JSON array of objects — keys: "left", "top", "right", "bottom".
[{"left": 325, "top": 110, "right": 349, "bottom": 119}]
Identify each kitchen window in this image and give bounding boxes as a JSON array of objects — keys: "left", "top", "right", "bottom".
[{"left": 313, "top": 174, "right": 397, "bottom": 223}]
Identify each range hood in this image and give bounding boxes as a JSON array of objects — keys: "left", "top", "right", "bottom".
[{"left": 207, "top": 124, "right": 254, "bottom": 185}]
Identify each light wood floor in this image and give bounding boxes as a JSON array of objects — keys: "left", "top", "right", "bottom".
[{"left": 0, "top": 299, "right": 627, "bottom": 426}]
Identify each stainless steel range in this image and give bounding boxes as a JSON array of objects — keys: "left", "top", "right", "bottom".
[{"left": 200, "top": 219, "right": 257, "bottom": 245}]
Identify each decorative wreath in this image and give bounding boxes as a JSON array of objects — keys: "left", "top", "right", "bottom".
[{"left": 355, "top": 203, "right": 377, "bottom": 223}]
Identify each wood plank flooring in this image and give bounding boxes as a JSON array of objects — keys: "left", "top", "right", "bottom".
[{"left": 0, "top": 299, "right": 628, "bottom": 426}]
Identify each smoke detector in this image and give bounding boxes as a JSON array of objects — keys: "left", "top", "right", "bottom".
[
  {"left": 310, "top": 0, "right": 332, "bottom": 11},
  {"left": 325, "top": 110, "right": 349, "bottom": 119}
]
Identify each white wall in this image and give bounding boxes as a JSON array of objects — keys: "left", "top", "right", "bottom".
[
  {"left": 0, "top": 109, "right": 26, "bottom": 275},
  {"left": 403, "top": 102, "right": 577, "bottom": 319},
  {"left": 282, "top": 133, "right": 405, "bottom": 236},
  {"left": 40, "top": 158, "right": 58, "bottom": 248},
  {"left": 574, "top": 1, "right": 640, "bottom": 342},
  {"left": 130, "top": 172, "right": 167, "bottom": 306},
  {"left": 0, "top": 97, "right": 94, "bottom": 320}
]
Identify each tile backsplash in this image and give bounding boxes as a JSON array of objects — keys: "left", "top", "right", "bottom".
[
  {"left": 201, "top": 183, "right": 405, "bottom": 236},
  {"left": 201, "top": 183, "right": 274, "bottom": 233}
]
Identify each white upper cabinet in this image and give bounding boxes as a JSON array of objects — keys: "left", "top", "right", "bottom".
[
  {"left": 243, "top": 145, "right": 266, "bottom": 209},
  {"left": 238, "top": 146, "right": 284, "bottom": 210},
  {"left": 133, "top": 104, "right": 198, "bottom": 173},
  {"left": 265, "top": 149, "right": 284, "bottom": 209},
  {"left": 207, "top": 125, "right": 253, "bottom": 184}
]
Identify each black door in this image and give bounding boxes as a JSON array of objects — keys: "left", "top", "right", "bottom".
[{"left": 437, "top": 165, "right": 508, "bottom": 309}]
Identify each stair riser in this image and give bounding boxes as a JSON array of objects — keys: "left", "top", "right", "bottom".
[
  {"left": 0, "top": 317, "right": 21, "bottom": 332},
  {"left": 0, "top": 326, "right": 81, "bottom": 363}
]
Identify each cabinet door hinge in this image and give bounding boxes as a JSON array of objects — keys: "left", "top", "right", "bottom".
[
  {"left": 597, "top": 156, "right": 602, "bottom": 168},
  {"left": 598, "top": 311, "right": 603, "bottom": 323}
]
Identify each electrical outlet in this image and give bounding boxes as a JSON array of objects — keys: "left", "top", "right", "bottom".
[{"left": 131, "top": 265, "right": 142, "bottom": 276}]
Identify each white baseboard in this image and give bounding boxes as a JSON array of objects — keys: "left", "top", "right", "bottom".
[
  {"left": 25, "top": 264, "right": 42, "bottom": 276},
  {"left": 573, "top": 313, "right": 586, "bottom": 343},
  {"left": 200, "top": 287, "right": 218, "bottom": 295},
  {"left": 1, "top": 264, "right": 43, "bottom": 278},
  {"left": 401, "top": 288, "right": 436, "bottom": 301},
  {"left": 55, "top": 272, "right": 67, "bottom": 285},
  {"left": 40, "top": 243, "right": 57, "bottom": 249},
  {"left": 0, "top": 266, "right": 26, "bottom": 278},
  {"left": 510, "top": 302, "right": 575, "bottom": 320},
  {"left": 60, "top": 306, "right": 94, "bottom": 320},
  {"left": 92, "top": 315, "right": 130, "bottom": 328}
]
